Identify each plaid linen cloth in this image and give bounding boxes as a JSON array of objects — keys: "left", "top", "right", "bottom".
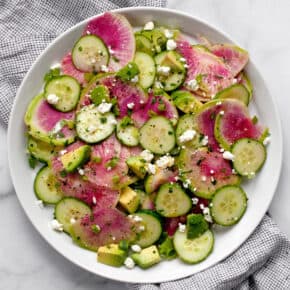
[{"left": 1, "top": 1, "right": 290, "bottom": 289}]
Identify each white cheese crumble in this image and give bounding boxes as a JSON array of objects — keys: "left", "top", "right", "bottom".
[
  {"left": 192, "top": 197, "right": 199, "bottom": 205},
  {"left": 100, "top": 65, "right": 109, "bottom": 72},
  {"left": 138, "top": 225, "right": 145, "bottom": 232},
  {"left": 131, "top": 75, "right": 139, "bottom": 83},
  {"left": 97, "top": 102, "right": 112, "bottom": 114},
  {"left": 216, "top": 101, "right": 222, "bottom": 105},
  {"left": 124, "top": 257, "right": 135, "bottom": 269},
  {"left": 183, "top": 179, "right": 191, "bottom": 189},
  {"left": 232, "top": 168, "right": 237, "bottom": 174},
  {"left": 35, "top": 200, "right": 44, "bottom": 209},
  {"left": 131, "top": 244, "right": 142, "bottom": 253},
  {"left": 155, "top": 81, "right": 164, "bottom": 89},
  {"left": 164, "top": 29, "right": 174, "bottom": 38},
  {"left": 70, "top": 217, "right": 76, "bottom": 224},
  {"left": 204, "top": 213, "right": 213, "bottom": 223},
  {"left": 187, "top": 79, "right": 199, "bottom": 91},
  {"left": 263, "top": 136, "right": 271, "bottom": 146},
  {"left": 92, "top": 196, "right": 97, "bottom": 205},
  {"left": 174, "top": 176, "right": 179, "bottom": 181},
  {"left": 50, "top": 219, "right": 63, "bottom": 232},
  {"left": 108, "top": 46, "right": 114, "bottom": 55},
  {"left": 219, "top": 148, "right": 225, "bottom": 153},
  {"left": 50, "top": 62, "right": 61, "bottom": 69},
  {"left": 232, "top": 78, "right": 237, "bottom": 84},
  {"left": 107, "top": 166, "right": 112, "bottom": 171},
  {"left": 210, "top": 169, "right": 215, "bottom": 175},
  {"left": 144, "top": 21, "right": 154, "bottom": 30},
  {"left": 60, "top": 149, "right": 67, "bottom": 156},
  {"left": 179, "top": 57, "right": 186, "bottom": 63},
  {"left": 201, "top": 176, "right": 207, "bottom": 182},
  {"left": 166, "top": 39, "right": 177, "bottom": 51},
  {"left": 140, "top": 150, "right": 154, "bottom": 162},
  {"left": 51, "top": 120, "right": 65, "bottom": 134},
  {"left": 203, "top": 207, "right": 210, "bottom": 215},
  {"left": 157, "top": 65, "right": 171, "bottom": 76},
  {"left": 178, "top": 223, "right": 186, "bottom": 233},
  {"left": 47, "top": 94, "right": 59, "bottom": 105},
  {"left": 112, "top": 236, "right": 116, "bottom": 241},
  {"left": 200, "top": 203, "right": 205, "bottom": 210},
  {"left": 146, "top": 163, "right": 156, "bottom": 175},
  {"left": 178, "top": 129, "right": 196, "bottom": 143},
  {"left": 155, "top": 155, "right": 175, "bottom": 169},
  {"left": 223, "top": 151, "right": 235, "bottom": 161},
  {"left": 127, "top": 102, "right": 135, "bottom": 109},
  {"left": 129, "top": 215, "right": 143, "bottom": 222},
  {"left": 219, "top": 110, "right": 225, "bottom": 115},
  {"left": 183, "top": 64, "right": 189, "bottom": 68},
  {"left": 78, "top": 168, "right": 85, "bottom": 176}
]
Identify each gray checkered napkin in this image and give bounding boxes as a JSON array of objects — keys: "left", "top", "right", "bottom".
[{"left": 1, "top": 1, "right": 290, "bottom": 289}]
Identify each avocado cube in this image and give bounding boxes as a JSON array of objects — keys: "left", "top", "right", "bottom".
[
  {"left": 97, "top": 244, "right": 126, "bottom": 267},
  {"left": 119, "top": 186, "right": 140, "bottom": 213},
  {"left": 61, "top": 145, "right": 91, "bottom": 173},
  {"left": 131, "top": 245, "right": 161, "bottom": 269},
  {"left": 126, "top": 156, "right": 147, "bottom": 178},
  {"left": 161, "top": 51, "right": 184, "bottom": 71}
]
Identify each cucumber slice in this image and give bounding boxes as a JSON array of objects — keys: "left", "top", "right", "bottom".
[
  {"left": 239, "top": 72, "right": 253, "bottom": 99},
  {"left": 155, "top": 183, "right": 192, "bottom": 217},
  {"left": 154, "top": 51, "right": 186, "bottom": 91},
  {"left": 175, "top": 114, "right": 202, "bottom": 148},
  {"left": 211, "top": 185, "right": 247, "bottom": 226},
  {"left": 72, "top": 35, "right": 109, "bottom": 72},
  {"left": 54, "top": 197, "right": 92, "bottom": 234},
  {"left": 34, "top": 166, "right": 63, "bottom": 204},
  {"left": 134, "top": 52, "right": 155, "bottom": 89},
  {"left": 27, "top": 136, "right": 60, "bottom": 163},
  {"left": 116, "top": 121, "right": 139, "bottom": 147},
  {"left": 232, "top": 138, "right": 266, "bottom": 177},
  {"left": 134, "top": 210, "right": 163, "bottom": 248},
  {"left": 76, "top": 104, "right": 116, "bottom": 143},
  {"left": 135, "top": 34, "right": 154, "bottom": 56},
  {"left": 214, "top": 84, "right": 249, "bottom": 106},
  {"left": 172, "top": 90, "right": 202, "bottom": 113},
  {"left": 173, "top": 229, "right": 214, "bottom": 264},
  {"left": 44, "top": 75, "right": 80, "bottom": 112},
  {"left": 139, "top": 116, "right": 176, "bottom": 154}
]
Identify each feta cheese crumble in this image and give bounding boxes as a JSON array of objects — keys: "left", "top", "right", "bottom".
[
  {"left": 187, "top": 79, "right": 199, "bottom": 91},
  {"left": 127, "top": 102, "right": 135, "bottom": 109},
  {"left": 219, "top": 110, "right": 225, "bottom": 115},
  {"left": 223, "top": 151, "right": 235, "bottom": 161},
  {"left": 140, "top": 150, "right": 154, "bottom": 162},
  {"left": 144, "top": 21, "right": 154, "bottom": 30},
  {"left": 263, "top": 136, "right": 271, "bottom": 146},
  {"left": 155, "top": 81, "right": 164, "bottom": 89},
  {"left": 210, "top": 169, "right": 215, "bottom": 175},
  {"left": 192, "top": 197, "right": 199, "bottom": 205},
  {"left": 129, "top": 215, "right": 143, "bottom": 222},
  {"left": 131, "top": 244, "right": 142, "bottom": 253},
  {"left": 178, "top": 129, "right": 196, "bottom": 143},
  {"left": 60, "top": 149, "right": 67, "bottom": 155},
  {"left": 78, "top": 168, "right": 85, "bottom": 176},
  {"left": 50, "top": 63, "right": 61, "bottom": 69},
  {"left": 201, "top": 176, "right": 207, "bottom": 182},
  {"left": 155, "top": 155, "right": 175, "bottom": 169},
  {"left": 164, "top": 29, "right": 174, "bottom": 38},
  {"left": 178, "top": 223, "right": 186, "bottom": 233},
  {"left": 70, "top": 217, "right": 76, "bottom": 224},
  {"left": 183, "top": 179, "right": 191, "bottom": 189},
  {"left": 146, "top": 163, "right": 156, "bottom": 175},
  {"left": 46, "top": 94, "right": 59, "bottom": 105},
  {"left": 131, "top": 75, "right": 139, "bottom": 83},
  {"left": 124, "top": 257, "right": 135, "bottom": 269},
  {"left": 166, "top": 39, "right": 177, "bottom": 51},
  {"left": 51, "top": 120, "right": 65, "bottom": 134},
  {"left": 157, "top": 65, "right": 171, "bottom": 76},
  {"left": 179, "top": 57, "right": 186, "bottom": 63},
  {"left": 97, "top": 102, "right": 112, "bottom": 114},
  {"left": 92, "top": 196, "right": 97, "bottom": 205},
  {"left": 35, "top": 199, "right": 44, "bottom": 208},
  {"left": 138, "top": 225, "right": 145, "bottom": 232},
  {"left": 50, "top": 219, "right": 63, "bottom": 232},
  {"left": 100, "top": 65, "right": 109, "bottom": 72}
]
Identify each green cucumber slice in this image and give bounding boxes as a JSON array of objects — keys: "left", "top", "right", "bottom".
[
  {"left": 154, "top": 51, "right": 186, "bottom": 91},
  {"left": 134, "top": 52, "right": 155, "bottom": 89},
  {"left": 214, "top": 84, "right": 249, "bottom": 106},
  {"left": 155, "top": 183, "right": 192, "bottom": 217},
  {"left": 54, "top": 197, "right": 92, "bottom": 234},
  {"left": 34, "top": 166, "right": 63, "bottom": 204},
  {"left": 27, "top": 136, "right": 60, "bottom": 163},
  {"left": 134, "top": 210, "right": 163, "bottom": 248},
  {"left": 72, "top": 35, "right": 109, "bottom": 72},
  {"left": 44, "top": 75, "right": 80, "bottom": 112},
  {"left": 139, "top": 116, "right": 176, "bottom": 154},
  {"left": 239, "top": 72, "right": 253, "bottom": 99},
  {"left": 76, "top": 104, "right": 116, "bottom": 143},
  {"left": 232, "top": 138, "right": 266, "bottom": 177},
  {"left": 173, "top": 229, "right": 214, "bottom": 264},
  {"left": 116, "top": 121, "right": 139, "bottom": 147},
  {"left": 211, "top": 185, "right": 247, "bottom": 226}
]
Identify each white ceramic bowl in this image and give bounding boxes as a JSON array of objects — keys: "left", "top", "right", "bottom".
[{"left": 8, "top": 7, "right": 282, "bottom": 284}]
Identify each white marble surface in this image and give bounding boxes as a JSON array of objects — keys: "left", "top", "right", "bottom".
[{"left": 1, "top": 0, "right": 290, "bottom": 289}]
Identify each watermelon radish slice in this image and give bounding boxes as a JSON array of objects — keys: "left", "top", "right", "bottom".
[
  {"left": 211, "top": 44, "right": 249, "bottom": 76},
  {"left": 165, "top": 215, "right": 187, "bottom": 236},
  {"left": 131, "top": 91, "right": 178, "bottom": 127},
  {"left": 84, "top": 135, "right": 141, "bottom": 190},
  {"left": 61, "top": 53, "right": 87, "bottom": 86},
  {"left": 178, "top": 148, "right": 240, "bottom": 199},
  {"left": 214, "top": 100, "right": 263, "bottom": 150},
  {"left": 84, "top": 12, "right": 135, "bottom": 72},
  {"left": 176, "top": 38, "right": 234, "bottom": 97},
  {"left": 99, "top": 75, "right": 148, "bottom": 118},
  {"left": 71, "top": 208, "right": 137, "bottom": 251},
  {"left": 24, "top": 94, "right": 76, "bottom": 146}
]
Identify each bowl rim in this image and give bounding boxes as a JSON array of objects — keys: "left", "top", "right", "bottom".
[{"left": 7, "top": 6, "right": 283, "bottom": 284}]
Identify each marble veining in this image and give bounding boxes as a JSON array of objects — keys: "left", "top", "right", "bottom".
[{"left": 1, "top": 0, "right": 290, "bottom": 289}]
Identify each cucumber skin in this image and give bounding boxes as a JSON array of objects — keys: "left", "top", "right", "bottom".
[
  {"left": 211, "top": 185, "right": 248, "bottom": 226},
  {"left": 173, "top": 230, "right": 214, "bottom": 264}
]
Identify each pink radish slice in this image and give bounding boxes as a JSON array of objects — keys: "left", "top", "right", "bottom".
[
  {"left": 84, "top": 12, "right": 135, "bottom": 71},
  {"left": 61, "top": 53, "right": 87, "bottom": 86}
]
